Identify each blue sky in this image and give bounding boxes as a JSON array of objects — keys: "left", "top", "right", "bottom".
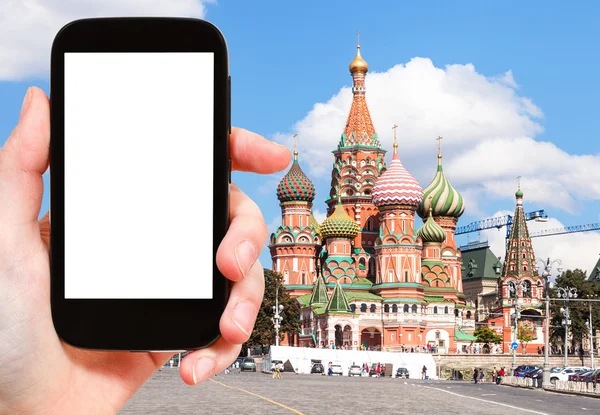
[{"left": 1, "top": 0, "right": 600, "bottom": 273}]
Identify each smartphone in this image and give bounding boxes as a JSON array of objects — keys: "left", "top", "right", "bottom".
[{"left": 50, "top": 18, "right": 230, "bottom": 351}]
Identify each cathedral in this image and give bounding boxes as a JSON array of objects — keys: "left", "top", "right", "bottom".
[{"left": 269, "top": 42, "right": 477, "bottom": 352}]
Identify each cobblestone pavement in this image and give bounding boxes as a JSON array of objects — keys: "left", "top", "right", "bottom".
[{"left": 120, "top": 369, "right": 600, "bottom": 415}]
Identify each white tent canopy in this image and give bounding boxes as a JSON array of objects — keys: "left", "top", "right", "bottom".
[{"left": 267, "top": 346, "right": 437, "bottom": 379}]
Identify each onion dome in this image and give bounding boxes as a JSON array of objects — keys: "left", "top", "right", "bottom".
[
  {"left": 349, "top": 45, "right": 368, "bottom": 74},
  {"left": 418, "top": 152, "right": 464, "bottom": 219},
  {"left": 417, "top": 208, "right": 446, "bottom": 244},
  {"left": 310, "top": 211, "right": 321, "bottom": 235},
  {"left": 320, "top": 194, "right": 360, "bottom": 239},
  {"left": 372, "top": 138, "right": 423, "bottom": 208},
  {"left": 516, "top": 188, "right": 523, "bottom": 199},
  {"left": 276, "top": 150, "right": 315, "bottom": 203}
]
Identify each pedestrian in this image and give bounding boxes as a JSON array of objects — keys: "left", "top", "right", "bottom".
[
  {"left": 491, "top": 367, "right": 497, "bottom": 383},
  {"left": 497, "top": 367, "right": 505, "bottom": 384},
  {"left": 276, "top": 362, "right": 283, "bottom": 379},
  {"left": 422, "top": 365, "right": 427, "bottom": 380},
  {"left": 479, "top": 369, "right": 484, "bottom": 383},
  {"left": 473, "top": 368, "right": 479, "bottom": 384},
  {"left": 376, "top": 364, "right": 381, "bottom": 377}
]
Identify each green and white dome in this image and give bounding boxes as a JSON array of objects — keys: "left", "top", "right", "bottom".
[
  {"left": 417, "top": 208, "right": 446, "bottom": 244},
  {"left": 418, "top": 155, "right": 464, "bottom": 219}
]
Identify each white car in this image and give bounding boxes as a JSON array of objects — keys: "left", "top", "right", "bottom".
[
  {"left": 331, "top": 364, "right": 343, "bottom": 376},
  {"left": 550, "top": 367, "right": 589, "bottom": 383},
  {"left": 348, "top": 365, "right": 362, "bottom": 376}
]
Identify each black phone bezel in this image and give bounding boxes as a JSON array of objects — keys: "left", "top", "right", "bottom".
[{"left": 50, "top": 17, "right": 230, "bottom": 351}]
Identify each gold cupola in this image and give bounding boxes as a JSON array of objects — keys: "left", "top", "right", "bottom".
[{"left": 349, "top": 32, "right": 368, "bottom": 74}]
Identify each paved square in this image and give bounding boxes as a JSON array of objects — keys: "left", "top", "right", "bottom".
[{"left": 120, "top": 369, "right": 600, "bottom": 415}]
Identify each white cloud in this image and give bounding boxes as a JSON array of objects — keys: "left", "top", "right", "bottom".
[
  {"left": 0, "top": 0, "right": 211, "bottom": 80},
  {"left": 273, "top": 56, "right": 600, "bottom": 214},
  {"left": 312, "top": 208, "right": 326, "bottom": 223},
  {"left": 480, "top": 211, "right": 600, "bottom": 277}
]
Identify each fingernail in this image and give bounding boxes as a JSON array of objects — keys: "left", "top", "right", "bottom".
[
  {"left": 19, "top": 87, "right": 33, "bottom": 121},
  {"left": 232, "top": 300, "right": 257, "bottom": 337},
  {"left": 235, "top": 240, "right": 257, "bottom": 278},
  {"left": 192, "top": 357, "right": 215, "bottom": 385}
]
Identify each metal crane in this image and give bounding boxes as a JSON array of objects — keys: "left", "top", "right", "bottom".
[
  {"left": 530, "top": 223, "right": 600, "bottom": 238},
  {"left": 455, "top": 209, "right": 548, "bottom": 239}
]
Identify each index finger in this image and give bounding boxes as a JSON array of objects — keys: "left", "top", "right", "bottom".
[{"left": 230, "top": 127, "right": 291, "bottom": 173}]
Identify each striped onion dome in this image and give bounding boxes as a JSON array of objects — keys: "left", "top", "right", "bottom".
[
  {"left": 417, "top": 155, "right": 464, "bottom": 219},
  {"left": 320, "top": 198, "right": 360, "bottom": 240},
  {"left": 372, "top": 152, "right": 423, "bottom": 208},
  {"left": 310, "top": 211, "right": 321, "bottom": 235},
  {"left": 276, "top": 155, "right": 316, "bottom": 203},
  {"left": 417, "top": 208, "right": 446, "bottom": 244}
]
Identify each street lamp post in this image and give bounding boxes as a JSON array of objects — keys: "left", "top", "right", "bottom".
[
  {"left": 585, "top": 295, "right": 598, "bottom": 369},
  {"left": 557, "top": 286, "right": 578, "bottom": 367},
  {"left": 508, "top": 280, "right": 529, "bottom": 370},
  {"left": 271, "top": 284, "right": 284, "bottom": 346},
  {"left": 534, "top": 258, "right": 562, "bottom": 389}
]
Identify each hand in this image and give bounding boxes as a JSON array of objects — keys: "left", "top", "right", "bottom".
[{"left": 0, "top": 87, "right": 291, "bottom": 413}]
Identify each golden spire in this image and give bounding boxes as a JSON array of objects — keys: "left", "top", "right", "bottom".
[
  {"left": 349, "top": 30, "right": 369, "bottom": 74},
  {"left": 436, "top": 136, "right": 443, "bottom": 165},
  {"left": 517, "top": 176, "right": 521, "bottom": 189},
  {"left": 293, "top": 133, "right": 298, "bottom": 161},
  {"left": 392, "top": 124, "right": 398, "bottom": 154}
]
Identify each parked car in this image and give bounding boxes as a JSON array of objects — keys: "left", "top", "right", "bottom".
[
  {"left": 240, "top": 357, "right": 256, "bottom": 372},
  {"left": 395, "top": 367, "right": 410, "bottom": 379},
  {"left": 331, "top": 364, "right": 343, "bottom": 376},
  {"left": 526, "top": 368, "right": 543, "bottom": 379},
  {"left": 311, "top": 363, "right": 324, "bottom": 374},
  {"left": 270, "top": 360, "right": 283, "bottom": 372},
  {"left": 550, "top": 367, "right": 589, "bottom": 383},
  {"left": 514, "top": 366, "right": 539, "bottom": 377},
  {"left": 581, "top": 369, "right": 600, "bottom": 383},
  {"left": 568, "top": 369, "right": 592, "bottom": 382},
  {"left": 348, "top": 365, "right": 362, "bottom": 376}
]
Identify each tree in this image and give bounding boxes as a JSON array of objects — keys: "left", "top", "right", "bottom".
[
  {"left": 473, "top": 327, "right": 502, "bottom": 344},
  {"left": 517, "top": 322, "right": 534, "bottom": 353},
  {"left": 245, "top": 269, "right": 301, "bottom": 349},
  {"left": 549, "top": 269, "right": 600, "bottom": 351}
]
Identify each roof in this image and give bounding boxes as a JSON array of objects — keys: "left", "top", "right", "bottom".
[
  {"left": 325, "top": 281, "right": 351, "bottom": 313},
  {"left": 588, "top": 257, "right": 600, "bottom": 281},
  {"left": 351, "top": 277, "right": 373, "bottom": 287},
  {"left": 461, "top": 245, "right": 502, "bottom": 280},
  {"left": 309, "top": 272, "right": 329, "bottom": 305},
  {"left": 297, "top": 294, "right": 312, "bottom": 307},
  {"left": 454, "top": 329, "right": 477, "bottom": 341},
  {"left": 345, "top": 292, "right": 383, "bottom": 302},
  {"left": 423, "top": 295, "right": 446, "bottom": 303}
]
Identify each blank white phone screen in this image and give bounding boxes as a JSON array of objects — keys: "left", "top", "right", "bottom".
[{"left": 64, "top": 53, "right": 214, "bottom": 299}]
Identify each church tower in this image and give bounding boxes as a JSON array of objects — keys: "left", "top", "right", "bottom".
[
  {"left": 269, "top": 138, "right": 321, "bottom": 297},
  {"left": 499, "top": 183, "right": 542, "bottom": 302},
  {"left": 371, "top": 126, "right": 424, "bottom": 299},
  {"left": 326, "top": 35, "right": 387, "bottom": 279},
  {"left": 417, "top": 138, "right": 465, "bottom": 300}
]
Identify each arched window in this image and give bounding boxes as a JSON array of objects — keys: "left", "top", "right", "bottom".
[
  {"left": 350, "top": 304, "right": 356, "bottom": 312},
  {"left": 411, "top": 304, "right": 418, "bottom": 313},
  {"left": 433, "top": 306, "right": 438, "bottom": 314},
  {"left": 444, "top": 306, "right": 449, "bottom": 314},
  {"left": 369, "top": 304, "right": 376, "bottom": 313},
  {"left": 523, "top": 266, "right": 527, "bottom": 271},
  {"left": 466, "top": 311, "right": 472, "bottom": 319},
  {"left": 360, "top": 303, "right": 367, "bottom": 312},
  {"left": 359, "top": 258, "right": 366, "bottom": 270},
  {"left": 523, "top": 280, "right": 532, "bottom": 298},
  {"left": 522, "top": 254, "right": 526, "bottom": 259},
  {"left": 365, "top": 217, "right": 373, "bottom": 231},
  {"left": 384, "top": 304, "right": 390, "bottom": 313},
  {"left": 404, "top": 271, "right": 409, "bottom": 282},
  {"left": 390, "top": 304, "right": 397, "bottom": 313},
  {"left": 454, "top": 309, "right": 459, "bottom": 317},
  {"left": 403, "top": 304, "right": 409, "bottom": 313}
]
